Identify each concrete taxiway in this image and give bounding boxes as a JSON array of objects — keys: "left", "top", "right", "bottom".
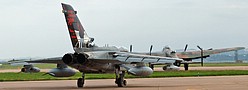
[{"left": 0, "top": 75, "right": 248, "bottom": 90}]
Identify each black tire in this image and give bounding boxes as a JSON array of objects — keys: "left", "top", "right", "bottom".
[
  {"left": 150, "top": 64, "right": 154, "bottom": 70},
  {"left": 174, "top": 62, "right": 181, "bottom": 67},
  {"left": 184, "top": 64, "right": 189, "bottom": 71},
  {"left": 117, "top": 78, "right": 126, "bottom": 87},
  {"left": 21, "top": 68, "right": 26, "bottom": 72},
  {"left": 123, "top": 80, "right": 127, "bottom": 86},
  {"left": 77, "top": 78, "right": 84, "bottom": 88},
  {"left": 162, "top": 66, "right": 167, "bottom": 71},
  {"left": 117, "top": 78, "right": 123, "bottom": 87},
  {"left": 115, "top": 79, "right": 118, "bottom": 84}
]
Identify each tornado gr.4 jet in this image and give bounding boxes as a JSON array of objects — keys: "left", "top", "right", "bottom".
[
  {"left": 141, "top": 45, "right": 244, "bottom": 71},
  {"left": 17, "top": 3, "right": 184, "bottom": 88}
]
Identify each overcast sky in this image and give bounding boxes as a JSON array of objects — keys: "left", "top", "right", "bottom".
[{"left": 0, "top": 0, "right": 248, "bottom": 59}]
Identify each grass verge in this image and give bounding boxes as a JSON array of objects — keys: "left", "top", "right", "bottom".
[
  {"left": 154, "top": 63, "right": 248, "bottom": 67},
  {"left": 1, "top": 63, "right": 247, "bottom": 70},
  {"left": 1, "top": 70, "right": 248, "bottom": 82},
  {"left": 0, "top": 64, "right": 56, "bottom": 70}
]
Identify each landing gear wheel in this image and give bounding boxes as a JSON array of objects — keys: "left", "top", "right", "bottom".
[
  {"left": 116, "top": 78, "right": 127, "bottom": 87},
  {"left": 162, "top": 66, "right": 167, "bottom": 71},
  {"left": 123, "top": 80, "right": 127, "bottom": 86},
  {"left": 77, "top": 72, "right": 85, "bottom": 88},
  {"left": 184, "top": 63, "right": 189, "bottom": 71},
  {"left": 149, "top": 63, "right": 154, "bottom": 70},
  {"left": 115, "top": 65, "right": 127, "bottom": 87},
  {"left": 173, "top": 62, "right": 181, "bottom": 67},
  {"left": 21, "top": 68, "right": 26, "bottom": 72},
  {"left": 77, "top": 78, "right": 84, "bottom": 88}
]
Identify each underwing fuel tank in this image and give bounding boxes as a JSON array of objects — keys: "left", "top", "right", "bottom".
[
  {"left": 162, "top": 65, "right": 180, "bottom": 71},
  {"left": 43, "top": 64, "right": 76, "bottom": 77},
  {"left": 127, "top": 66, "right": 153, "bottom": 76},
  {"left": 44, "top": 68, "right": 76, "bottom": 77},
  {"left": 21, "top": 65, "right": 40, "bottom": 73}
]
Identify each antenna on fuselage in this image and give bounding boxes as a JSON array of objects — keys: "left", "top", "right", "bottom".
[
  {"left": 184, "top": 44, "right": 188, "bottom": 52},
  {"left": 149, "top": 45, "right": 153, "bottom": 55},
  {"left": 129, "top": 45, "right": 133, "bottom": 52}
]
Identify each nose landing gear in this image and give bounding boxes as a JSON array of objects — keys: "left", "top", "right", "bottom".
[{"left": 77, "top": 72, "right": 85, "bottom": 88}]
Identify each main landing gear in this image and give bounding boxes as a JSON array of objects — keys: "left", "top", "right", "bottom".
[
  {"left": 184, "top": 63, "right": 189, "bottom": 71},
  {"left": 77, "top": 72, "right": 85, "bottom": 88},
  {"left": 77, "top": 67, "right": 127, "bottom": 88},
  {"left": 115, "top": 65, "right": 127, "bottom": 87}
]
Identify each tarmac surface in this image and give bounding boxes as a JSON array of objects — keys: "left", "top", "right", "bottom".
[
  {"left": 1, "top": 66, "right": 248, "bottom": 90},
  {"left": 0, "top": 75, "right": 248, "bottom": 90}
]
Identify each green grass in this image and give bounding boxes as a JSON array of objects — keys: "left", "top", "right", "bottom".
[
  {"left": 0, "top": 64, "right": 56, "bottom": 70},
  {"left": 187, "top": 63, "right": 248, "bottom": 67},
  {"left": 1, "top": 70, "right": 248, "bottom": 82},
  {"left": 154, "top": 63, "right": 248, "bottom": 67},
  {"left": 1, "top": 63, "right": 247, "bottom": 70}
]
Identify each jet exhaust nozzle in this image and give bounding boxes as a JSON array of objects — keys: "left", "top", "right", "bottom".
[
  {"left": 62, "top": 53, "right": 74, "bottom": 64},
  {"left": 77, "top": 53, "right": 88, "bottom": 64},
  {"left": 62, "top": 53, "right": 88, "bottom": 65}
]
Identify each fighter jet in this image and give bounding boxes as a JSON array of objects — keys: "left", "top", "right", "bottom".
[
  {"left": 143, "top": 45, "right": 245, "bottom": 71},
  {"left": 17, "top": 3, "right": 184, "bottom": 88}
]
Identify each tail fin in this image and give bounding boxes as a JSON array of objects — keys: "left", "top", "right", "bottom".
[{"left": 61, "top": 3, "right": 88, "bottom": 49}]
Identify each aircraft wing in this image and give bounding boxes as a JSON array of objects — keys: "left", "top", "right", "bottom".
[
  {"left": 176, "top": 47, "right": 245, "bottom": 60},
  {"left": 113, "top": 52, "right": 183, "bottom": 63},
  {"left": 25, "top": 57, "right": 64, "bottom": 64},
  {"left": 19, "top": 52, "right": 183, "bottom": 65}
]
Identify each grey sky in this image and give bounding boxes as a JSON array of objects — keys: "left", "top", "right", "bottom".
[{"left": 0, "top": 0, "right": 248, "bottom": 59}]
